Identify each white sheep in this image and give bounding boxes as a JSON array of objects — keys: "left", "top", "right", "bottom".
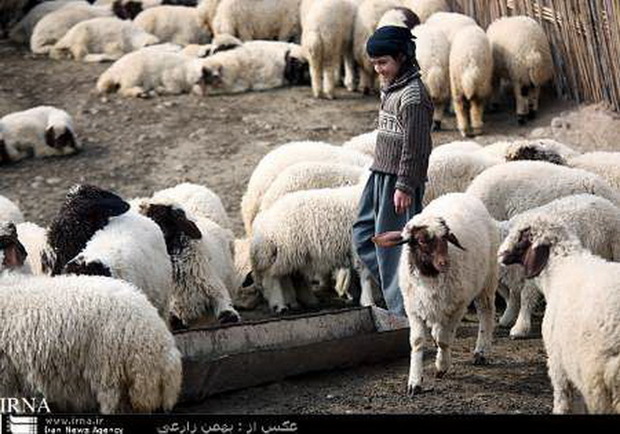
[
  {"left": 209, "top": 0, "right": 301, "bottom": 42},
  {"left": 151, "top": 182, "right": 231, "bottom": 230},
  {"left": 30, "top": 4, "right": 112, "bottom": 54},
  {"left": 341, "top": 130, "right": 377, "bottom": 157},
  {"left": 424, "top": 11, "right": 475, "bottom": 43},
  {"left": 107, "top": 0, "right": 163, "bottom": 20},
  {"left": 499, "top": 216, "right": 620, "bottom": 413},
  {"left": 373, "top": 192, "right": 498, "bottom": 395},
  {"left": 198, "top": 40, "right": 309, "bottom": 95},
  {"left": 138, "top": 199, "right": 240, "bottom": 327},
  {"left": 241, "top": 141, "right": 371, "bottom": 235},
  {"left": 485, "top": 138, "right": 580, "bottom": 164},
  {"left": 430, "top": 140, "right": 482, "bottom": 157},
  {"left": 96, "top": 48, "right": 207, "bottom": 97},
  {"left": 0, "top": 221, "right": 28, "bottom": 273},
  {"left": 465, "top": 161, "right": 620, "bottom": 221},
  {"left": 412, "top": 23, "right": 450, "bottom": 130},
  {"left": 15, "top": 221, "right": 49, "bottom": 275},
  {"left": 9, "top": 0, "right": 87, "bottom": 44},
  {"left": 449, "top": 24, "right": 493, "bottom": 137},
  {"left": 567, "top": 152, "right": 620, "bottom": 191},
  {"left": 62, "top": 210, "right": 173, "bottom": 320},
  {"left": 401, "top": 0, "right": 449, "bottom": 23},
  {"left": 195, "top": 0, "right": 219, "bottom": 35},
  {"left": 133, "top": 5, "right": 210, "bottom": 46},
  {"left": 352, "top": 0, "right": 402, "bottom": 94},
  {"left": 50, "top": 16, "right": 160, "bottom": 62},
  {"left": 376, "top": 6, "right": 420, "bottom": 30},
  {"left": 0, "top": 273, "right": 182, "bottom": 413},
  {"left": 0, "top": 105, "right": 81, "bottom": 163},
  {"left": 498, "top": 194, "right": 620, "bottom": 339},
  {"left": 486, "top": 16, "right": 554, "bottom": 124},
  {"left": 301, "top": 0, "right": 357, "bottom": 99},
  {"left": 0, "top": 195, "right": 24, "bottom": 224}
]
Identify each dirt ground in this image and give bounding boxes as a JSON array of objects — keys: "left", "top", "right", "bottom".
[{"left": 2, "top": 39, "right": 620, "bottom": 415}]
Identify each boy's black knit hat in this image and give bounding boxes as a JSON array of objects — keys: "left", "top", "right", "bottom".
[{"left": 366, "top": 25, "right": 416, "bottom": 58}]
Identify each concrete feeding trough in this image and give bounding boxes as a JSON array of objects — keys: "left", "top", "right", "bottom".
[{"left": 174, "top": 306, "right": 410, "bottom": 403}]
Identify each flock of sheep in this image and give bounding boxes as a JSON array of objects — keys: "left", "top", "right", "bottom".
[{"left": 2, "top": 0, "right": 620, "bottom": 417}]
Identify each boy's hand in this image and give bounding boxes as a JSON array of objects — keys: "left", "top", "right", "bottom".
[{"left": 394, "top": 189, "right": 412, "bottom": 214}]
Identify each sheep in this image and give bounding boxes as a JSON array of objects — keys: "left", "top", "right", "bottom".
[
  {"left": 465, "top": 161, "right": 620, "bottom": 221},
  {"left": 241, "top": 141, "right": 372, "bottom": 236},
  {"left": 0, "top": 273, "right": 182, "bottom": 413},
  {"left": 376, "top": 6, "right": 420, "bottom": 29},
  {"left": 486, "top": 16, "right": 554, "bottom": 124},
  {"left": 502, "top": 138, "right": 580, "bottom": 165},
  {"left": 401, "top": 0, "right": 449, "bottom": 23},
  {"left": 49, "top": 16, "right": 160, "bottom": 62},
  {"left": 352, "top": 0, "right": 402, "bottom": 94},
  {"left": 0, "top": 105, "right": 81, "bottom": 163},
  {"left": 424, "top": 11, "right": 476, "bottom": 44},
  {"left": 430, "top": 140, "right": 482, "bottom": 157},
  {"left": 0, "top": 195, "right": 24, "bottom": 224},
  {"left": 45, "top": 184, "right": 130, "bottom": 276},
  {"left": 197, "top": 40, "right": 309, "bottom": 95},
  {"left": 373, "top": 192, "right": 498, "bottom": 395},
  {"left": 449, "top": 25, "right": 493, "bottom": 137},
  {"left": 96, "top": 48, "right": 209, "bottom": 97},
  {"left": 150, "top": 182, "right": 231, "bottom": 230},
  {"left": 499, "top": 216, "right": 620, "bottom": 413},
  {"left": 341, "top": 130, "right": 377, "bottom": 157},
  {"left": 423, "top": 149, "right": 501, "bottom": 206},
  {"left": 195, "top": 0, "right": 219, "bottom": 35},
  {"left": 250, "top": 183, "right": 365, "bottom": 313},
  {"left": 498, "top": 194, "right": 620, "bottom": 339},
  {"left": 9, "top": 0, "right": 87, "bottom": 44},
  {"left": 15, "top": 221, "right": 49, "bottom": 275},
  {"left": 412, "top": 23, "right": 450, "bottom": 131},
  {"left": 0, "top": 221, "right": 28, "bottom": 274},
  {"left": 209, "top": 0, "right": 301, "bottom": 42},
  {"left": 300, "top": 0, "right": 357, "bottom": 99},
  {"left": 30, "top": 4, "right": 113, "bottom": 54},
  {"left": 133, "top": 5, "right": 210, "bottom": 46},
  {"left": 259, "top": 162, "right": 364, "bottom": 213},
  {"left": 567, "top": 152, "right": 620, "bottom": 191},
  {"left": 62, "top": 210, "right": 173, "bottom": 320},
  {"left": 107, "top": 0, "right": 163, "bottom": 20},
  {"left": 138, "top": 199, "right": 240, "bottom": 327}
]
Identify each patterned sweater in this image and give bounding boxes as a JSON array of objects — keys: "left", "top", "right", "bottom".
[{"left": 370, "top": 65, "right": 434, "bottom": 195}]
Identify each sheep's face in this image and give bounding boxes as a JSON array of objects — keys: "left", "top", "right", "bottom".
[
  {"left": 64, "top": 184, "right": 130, "bottom": 222},
  {"left": 284, "top": 52, "right": 310, "bottom": 86},
  {"left": 198, "top": 65, "right": 224, "bottom": 93},
  {"left": 499, "top": 226, "right": 550, "bottom": 279},
  {"left": 505, "top": 143, "right": 566, "bottom": 166},
  {"left": 45, "top": 126, "right": 78, "bottom": 151},
  {"left": 140, "top": 203, "right": 202, "bottom": 255},
  {"left": 0, "top": 222, "right": 27, "bottom": 270},
  {"left": 112, "top": 0, "right": 143, "bottom": 20},
  {"left": 63, "top": 255, "right": 112, "bottom": 277}
]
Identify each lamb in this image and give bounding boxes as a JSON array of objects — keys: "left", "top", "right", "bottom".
[
  {"left": 30, "top": 4, "right": 113, "bottom": 54},
  {"left": 486, "top": 16, "right": 554, "bottom": 124},
  {"left": 424, "top": 11, "right": 476, "bottom": 44},
  {"left": 352, "top": 0, "right": 402, "bottom": 94},
  {"left": 412, "top": 23, "right": 450, "bottom": 130},
  {"left": 567, "top": 152, "right": 620, "bottom": 191},
  {"left": 241, "top": 141, "right": 371, "bottom": 235},
  {"left": 259, "top": 162, "right": 364, "bottom": 213},
  {"left": 300, "top": 0, "right": 357, "bottom": 99},
  {"left": 209, "top": 0, "right": 301, "bottom": 42},
  {"left": 0, "top": 105, "right": 81, "bottom": 163},
  {"left": 96, "top": 48, "right": 209, "bottom": 97},
  {"left": 498, "top": 194, "right": 620, "bottom": 339},
  {"left": 373, "top": 192, "right": 498, "bottom": 395},
  {"left": 9, "top": 0, "right": 87, "bottom": 44},
  {"left": 465, "top": 161, "right": 620, "bottom": 221},
  {"left": 198, "top": 40, "right": 309, "bottom": 95},
  {"left": 133, "top": 5, "right": 210, "bottom": 46},
  {"left": 0, "top": 272, "right": 182, "bottom": 413},
  {"left": 449, "top": 24, "right": 493, "bottom": 137},
  {"left": 401, "top": 0, "right": 449, "bottom": 23},
  {"left": 15, "top": 221, "right": 49, "bottom": 275},
  {"left": 45, "top": 184, "right": 130, "bottom": 276},
  {"left": 341, "top": 130, "right": 377, "bottom": 157},
  {"left": 138, "top": 198, "right": 240, "bottom": 327},
  {"left": 0, "top": 195, "right": 24, "bottom": 224},
  {"left": 499, "top": 216, "right": 620, "bottom": 413},
  {"left": 62, "top": 210, "right": 173, "bottom": 320}
]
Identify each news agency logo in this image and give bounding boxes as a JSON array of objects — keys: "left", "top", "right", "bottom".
[{"left": 2, "top": 414, "right": 38, "bottom": 434}]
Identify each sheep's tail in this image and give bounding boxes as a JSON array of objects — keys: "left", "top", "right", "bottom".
[
  {"left": 461, "top": 65, "right": 480, "bottom": 100},
  {"left": 96, "top": 70, "right": 119, "bottom": 94},
  {"left": 303, "top": 30, "right": 323, "bottom": 66},
  {"left": 526, "top": 50, "right": 549, "bottom": 87},
  {"left": 424, "top": 65, "right": 448, "bottom": 100}
]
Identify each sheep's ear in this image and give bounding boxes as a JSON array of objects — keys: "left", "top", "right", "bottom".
[
  {"left": 98, "top": 197, "right": 130, "bottom": 217},
  {"left": 172, "top": 210, "right": 202, "bottom": 240},
  {"left": 242, "top": 271, "right": 254, "bottom": 288},
  {"left": 523, "top": 243, "right": 550, "bottom": 279},
  {"left": 56, "top": 127, "right": 78, "bottom": 150},
  {"left": 372, "top": 231, "right": 407, "bottom": 247},
  {"left": 446, "top": 232, "right": 466, "bottom": 251},
  {"left": 1, "top": 236, "right": 27, "bottom": 268},
  {"left": 45, "top": 126, "right": 57, "bottom": 148},
  {"left": 64, "top": 257, "right": 112, "bottom": 277}
]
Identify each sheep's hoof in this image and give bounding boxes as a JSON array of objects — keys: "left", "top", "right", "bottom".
[
  {"left": 509, "top": 329, "right": 531, "bottom": 340},
  {"left": 432, "top": 120, "right": 442, "bottom": 131},
  {"left": 218, "top": 310, "right": 241, "bottom": 324},
  {"left": 517, "top": 114, "right": 528, "bottom": 125},
  {"left": 471, "top": 127, "right": 483, "bottom": 136},
  {"left": 407, "top": 384, "right": 423, "bottom": 397},
  {"left": 473, "top": 353, "right": 487, "bottom": 365},
  {"left": 435, "top": 369, "right": 447, "bottom": 379},
  {"left": 273, "top": 305, "right": 289, "bottom": 315},
  {"left": 527, "top": 110, "right": 537, "bottom": 120}
]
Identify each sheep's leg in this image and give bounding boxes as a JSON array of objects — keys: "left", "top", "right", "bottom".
[
  {"left": 120, "top": 86, "right": 149, "bottom": 98},
  {"left": 343, "top": 50, "right": 356, "bottom": 92},
  {"left": 510, "top": 281, "right": 540, "bottom": 339},
  {"left": 333, "top": 268, "right": 351, "bottom": 299},
  {"left": 281, "top": 275, "right": 301, "bottom": 310},
  {"left": 323, "top": 61, "right": 337, "bottom": 100},
  {"left": 431, "top": 311, "right": 462, "bottom": 377},
  {"left": 469, "top": 96, "right": 485, "bottom": 136},
  {"left": 453, "top": 96, "right": 470, "bottom": 138},
  {"left": 515, "top": 84, "right": 530, "bottom": 125},
  {"left": 432, "top": 101, "right": 445, "bottom": 131},
  {"left": 498, "top": 281, "right": 520, "bottom": 328},
  {"left": 262, "top": 275, "right": 289, "bottom": 314},
  {"left": 527, "top": 86, "right": 541, "bottom": 120},
  {"left": 358, "top": 66, "right": 373, "bottom": 95},
  {"left": 473, "top": 288, "right": 495, "bottom": 365},
  {"left": 210, "top": 282, "right": 241, "bottom": 324},
  {"left": 359, "top": 265, "right": 376, "bottom": 307},
  {"left": 407, "top": 314, "right": 426, "bottom": 396},
  {"left": 308, "top": 55, "right": 323, "bottom": 99},
  {"left": 549, "top": 361, "right": 576, "bottom": 414}
]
